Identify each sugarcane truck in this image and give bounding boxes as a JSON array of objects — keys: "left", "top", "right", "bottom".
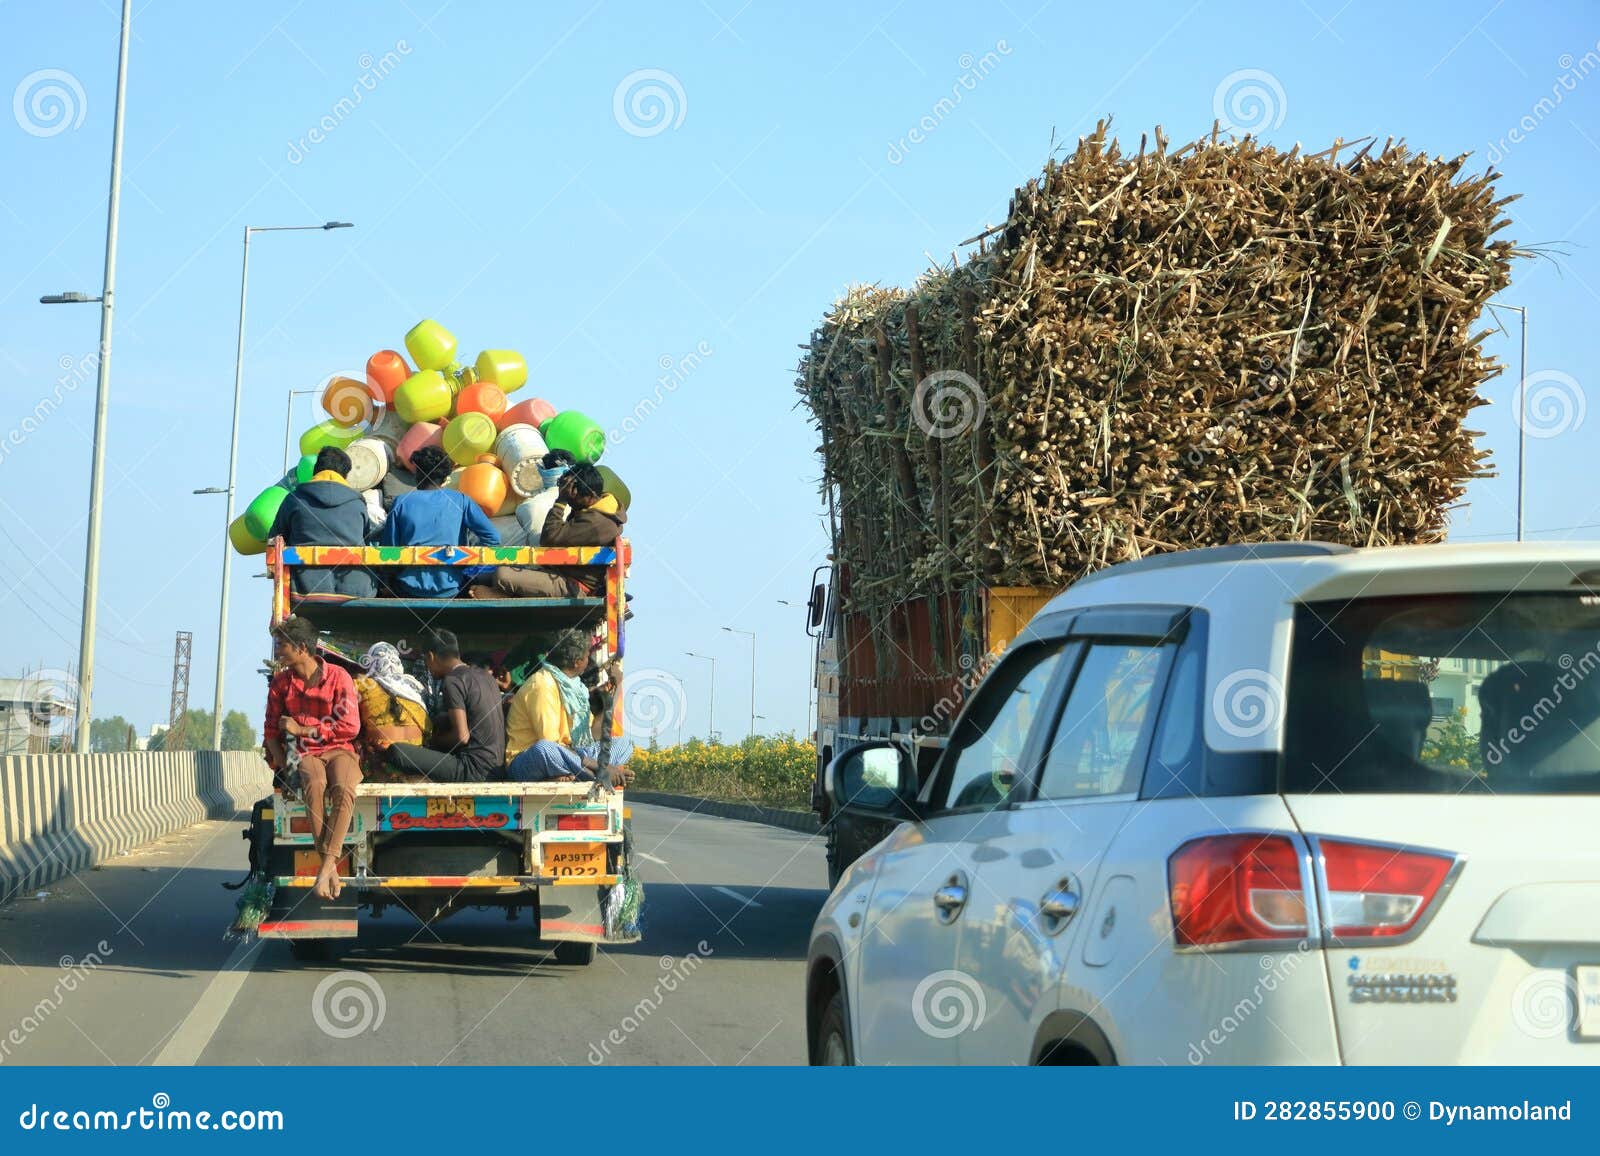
[
  {"left": 803, "top": 562, "right": 1055, "bottom": 887},
  {"left": 241, "top": 539, "right": 637, "bottom": 964}
]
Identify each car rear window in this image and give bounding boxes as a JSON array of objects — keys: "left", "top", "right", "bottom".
[{"left": 1284, "top": 593, "right": 1600, "bottom": 794}]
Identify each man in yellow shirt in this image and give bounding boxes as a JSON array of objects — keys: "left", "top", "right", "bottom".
[{"left": 505, "top": 630, "right": 632, "bottom": 784}]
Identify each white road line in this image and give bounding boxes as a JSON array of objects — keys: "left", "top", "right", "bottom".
[
  {"left": 151, "top": 939, "right": 264, "bottom": 1066},
  {"left": 635, "top": 851, "right": 669, "bottom": 866},
  {"left": 712, "top": 885, "right": 762, "bottom": 909}
]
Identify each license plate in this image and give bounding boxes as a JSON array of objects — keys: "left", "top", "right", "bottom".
[
  {"left": 1576, "top": 967, "right": 1600, "bottom": 1038},
  {"left": 545, "top": 842, "right": 607, "bottom": 879},
  {"left": 426, "top": 796, "right": 476, "bottom": 818}
]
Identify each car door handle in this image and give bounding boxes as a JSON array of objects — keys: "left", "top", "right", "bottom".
[
  {"left": 1040, "top": 886, "right": 1080, "bottom": 929},
  {"left": 933, "top": 873, "right": 969, "bottom": 923}
]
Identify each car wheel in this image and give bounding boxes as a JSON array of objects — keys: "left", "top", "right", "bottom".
[
  {"left": 288, "top": 938, "right": 333, "bottom": 963},
  {"left": 552, "top": 940, "right": 597, "bottom": 966},
  {"left": 814, "top": 990, "right": 853, "bottom": 1065}
]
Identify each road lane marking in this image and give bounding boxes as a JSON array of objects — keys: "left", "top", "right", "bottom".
[
  {"left": 635, "top": 851, "right": 669, "bottom": 866},
  {"left": 152, "top": 939, "right": 264, "bottom": 1066},
  {"left": 712, "top": 885, "right": 762, "bottom": 909}
]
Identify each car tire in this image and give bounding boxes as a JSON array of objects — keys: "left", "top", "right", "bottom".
[
  {"left": 814, "top": 990, "right": 853, "bottom": 1065},
  {"left": 552, "top": 940, "right": 597, "bottom": 966},
  {"left": 288, "top": 938, "right": 333, "bottom": 963}
]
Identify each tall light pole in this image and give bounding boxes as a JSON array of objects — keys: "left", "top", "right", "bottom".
[
  {"left": 38, "top": 0, "right": 131, "bottom": 752},
  {"left": 210, "top": 221, "right": 353, "bottom": 748},
  {"left": 282, "top": 387, "right": 320, "bottom": 472},
  {"left": 1487, "top": 302, "right": 1529, "bottom": 542},
  {"left": 685, "top": 651, "right": 717, "bottom": 741},
  {"left": 722, "top": 626, "right": 757, "bottom": 740}
]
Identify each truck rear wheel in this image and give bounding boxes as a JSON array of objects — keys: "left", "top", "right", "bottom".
[{"left": 551, "top": 940, "right": 597, "bottom": 966}]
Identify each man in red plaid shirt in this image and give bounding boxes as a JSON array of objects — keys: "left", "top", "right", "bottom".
[{"left": 263, "top": 616, "right": 362, "bottom": 900}]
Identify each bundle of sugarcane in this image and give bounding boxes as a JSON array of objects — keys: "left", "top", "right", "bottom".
[{"left": 797, "top": 122, "right": 1520, "bottom": 613}]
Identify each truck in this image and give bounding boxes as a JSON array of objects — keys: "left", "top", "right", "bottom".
[
  {"left": 241, "top": 539, "right": 638, "bottom": 964},
  {"left": 804, "top": 564, "right": 1054, "bottom": 887}
]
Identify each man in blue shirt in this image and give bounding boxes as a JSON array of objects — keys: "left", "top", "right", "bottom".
[{"left": 380, "top": 445, "right": 500, "bottom": 597}]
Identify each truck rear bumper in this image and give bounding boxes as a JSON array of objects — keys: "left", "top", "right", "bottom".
[{"left": 272, "top": 874, "right": 617, "bottom": 889}]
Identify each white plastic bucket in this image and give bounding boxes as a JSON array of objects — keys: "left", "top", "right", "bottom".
[
  {"left": 495, "top": 423, "right": 550, "bottom": 497},
  {"left": 516, "top": 488, "right": 562, "bottom": 542},
  {"left": 344, "top": 437, "right": 391, "bottom": 492}
]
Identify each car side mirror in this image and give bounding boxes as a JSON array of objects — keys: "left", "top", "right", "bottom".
[
  {"left": 808, "top": 583, "right": 827, "bottom": 631},
  {"left": 825, "top": 741, "right": 918, "bottom": 821}
]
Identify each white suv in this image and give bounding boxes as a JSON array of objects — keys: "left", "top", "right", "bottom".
[{"left": 806, "top": 541, "right": 1600, "bottom": 1065}]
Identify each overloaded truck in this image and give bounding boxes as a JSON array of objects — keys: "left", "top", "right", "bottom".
[
  {"left": 797, "top": 124, "right": 1518, "bottom": 885},
  {"left": 239, "top": 538, "right": 638, "bottom": 964}
]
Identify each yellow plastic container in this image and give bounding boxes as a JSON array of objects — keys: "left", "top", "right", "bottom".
[
  {"left": 474, "top": 349, "right": 528, "bottom": 392},
  {"left": 405, "top": 319, "right": 458, "bottom": 371},
  {"left": 442, "top": 411, "right": 497, "bottom": 465},
  {"left": 299, "top": 420, "right": 365, "bottom": 458},
  {"left": 228, "top": 515, "right": 266, "bottom": 556},
  {"left": 394, "top": 370, "right": 453, "bottom": 424}
]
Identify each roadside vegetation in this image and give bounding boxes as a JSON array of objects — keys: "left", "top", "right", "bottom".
[{"left": 630, "top": 735, "right": 815, "bottom": 810}]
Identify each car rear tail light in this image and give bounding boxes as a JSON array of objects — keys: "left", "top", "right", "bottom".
[
  {"left": 555, "top": 813, "right": 607, "bottom": 831},
  {"left": 1169, "top": 834, "right": 1307, "bottom": 946},
  {"left": 1318, "top": 839, "right": 1455, "bottom": 939}
]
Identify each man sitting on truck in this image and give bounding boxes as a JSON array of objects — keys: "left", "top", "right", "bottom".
[
  {"left": 379, "top": 445, "right": 500, "bottom": 598},
  {"left": 503, "top": 629, "right": 633, "bottom": 785},
  {"left": 263, "top": 615, "right": 363, "bottom": 900},
  {"left": 383, "top": 628, "right": 506, "bottom": 782},
  {"left": 467, "top": 463, "right": 623, "bottom": 599},
  {"left": 268, "top": 446, "right": 375, "bottom": 598}
]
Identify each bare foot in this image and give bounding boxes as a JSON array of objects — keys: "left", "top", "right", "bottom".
[{"left": 313, "top": 859, "right": 340, "bottom": 900}]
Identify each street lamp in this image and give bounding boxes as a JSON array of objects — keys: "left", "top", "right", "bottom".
[
  {"left": 1486, "top": 302, "right": 1529, "bottom": 542},
  {"left": 282, "top": 387, "right": 321, "bottom": 471},
  {"left": 722, "top": 626, "right": 757, "bottom": 740},
  {"left": 38, "top": 0, "right": 131, "bottom": 753},
  {"left": 685, "top": 651, "right": 717, "bottom": 741},
  {"left": 210, "top": 220, "right": 353, "bottom": 748}
]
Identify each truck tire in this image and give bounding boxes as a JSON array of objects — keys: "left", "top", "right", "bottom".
[
  {"left": 288, "top": 938, "right": 334, "bottom": 963},
  {"left": 552, "top": 940, "right": 597, "bottom": 966},
  {"left": 813, "top": 990, "right": 853, "bottom": 1065}
]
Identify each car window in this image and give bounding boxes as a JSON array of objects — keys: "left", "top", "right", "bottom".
[
  {"left": 1037, "top": 643, "right": 1166, "bottom": 800},
  {"left": 929, "top": 642, "right": 1066, "bottom": 812},
  {"left": 1145, "top": 638, "right": 1203, "bottom": 796}
]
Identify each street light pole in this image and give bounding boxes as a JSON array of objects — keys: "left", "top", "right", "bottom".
[
  {"left": 1488, "top": 302, "right": 1529, "bottom": 542},
  {"left": 685, "top": 651, "right": 717, "bottom": 741},
  {"left": 63, "top": 0, "right": 131, "bottom": 753},
  {"left": 210, "top": 221, "right": 352, "bottom": 748},
  {"left": 722, "top": 626, "right": 757, "bottom": 740},
  {"left": 281, "top": 388, "right": 319, "bottom": 472}
]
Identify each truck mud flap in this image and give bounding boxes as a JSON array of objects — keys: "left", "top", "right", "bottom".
[
  {"left": 258, "top": 888, "right": 358, "bottom": 940},
  {"left": 540, "top": 886, "right": 607, "bottom": 945}
]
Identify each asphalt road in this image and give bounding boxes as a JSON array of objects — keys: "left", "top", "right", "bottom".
[{"left": 0, "top": 803, "right": 828, "bottom": 1066}]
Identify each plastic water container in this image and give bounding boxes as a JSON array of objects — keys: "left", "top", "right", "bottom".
[
  {"left": 474, "top": 349, "right": 528, "bottom": 392},
  {"left": 499, "top": 396, "right": 557, "bottom": 431},
  {"left": 495, "top": 423, "right": 550, "bottom": 497},
  {"left": 367, "top": 349, "right": 411, "bottom": 402},
  {"left": 543, "top": 410, "right": 606, "bottom": 463},
  {"left": 443, "top": 411, "right": 497, "bottom": 465},
  {"left": 321, "top": 375, "right": 376, "bottom": 428},
  {"left": 394, "top": 370, "right": 453, "bottom": 423},
  {"left": 597, "top": 465, "right": 632, "bottom": 510},
  {"left": 299, "top": 420, "right": 365, "bottom": 458},
  {"left": 344, "top": 438, "right": 391, "bottom": 492},
  {"left": 395, "top": 421, "right": 443, "bottom": 468},
  {"left": 404, "top": 319, "right": 458, "bottom": 371},
  {"left": 242, "top": 484, "right": 290, "bottom": 540},
  {"left": 457, "top": 462, "right": 509, "bottom": 517},
  {"left": 516, "top": 488, "right": 562, "bottom": 541},
  {"left": 456, "top": 382, "right": 508, "bottom": 425},
  {"left": 229, "top": 514, "right": 266, "bottom": 556}
]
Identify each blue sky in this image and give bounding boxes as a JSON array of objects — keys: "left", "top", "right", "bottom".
[{"left": 3, "top": 0, "right": 1598, "bottom": 743}]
